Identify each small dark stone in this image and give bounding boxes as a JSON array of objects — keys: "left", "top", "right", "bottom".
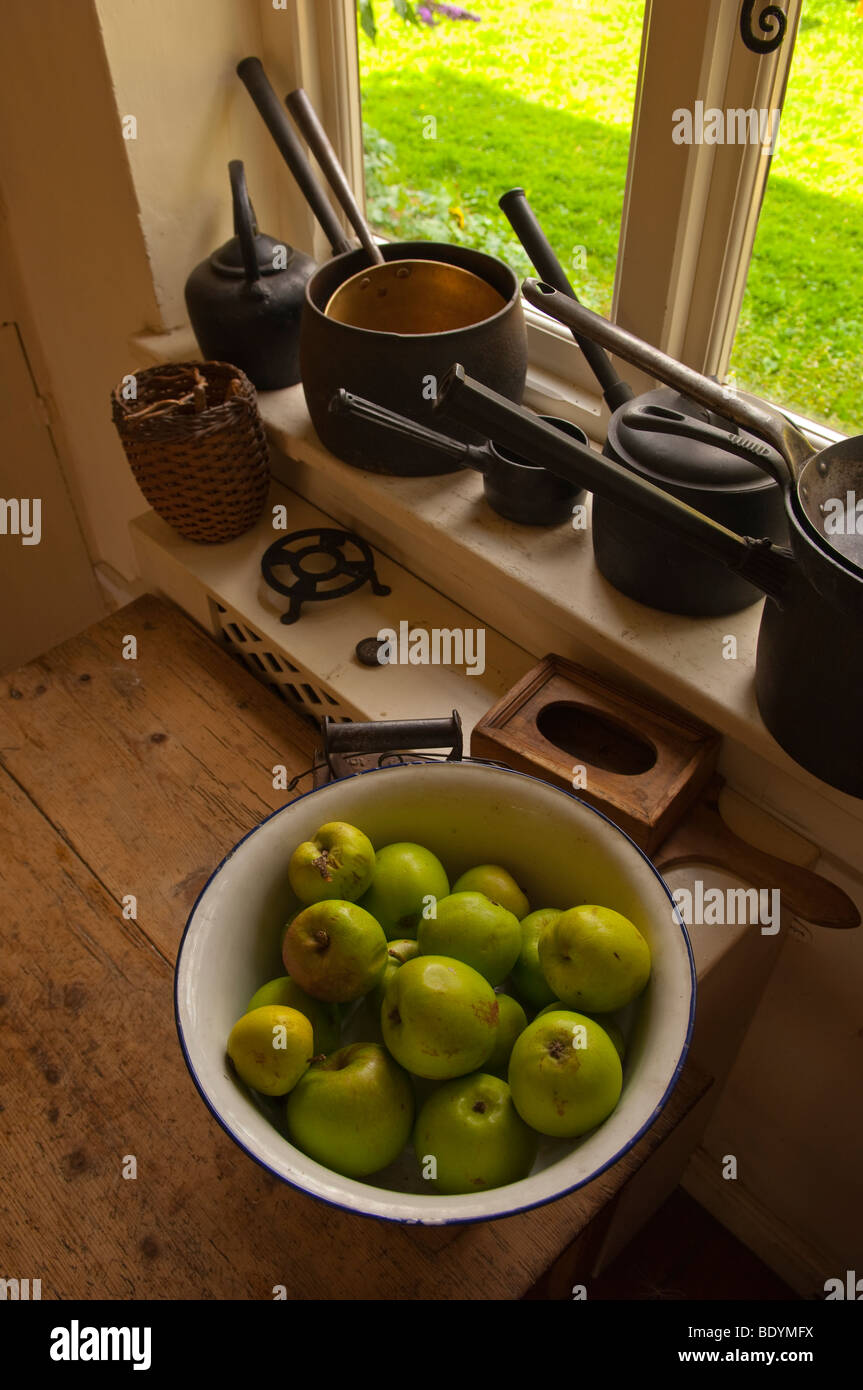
[
  {"left": 35, "top": 684, "right": 47, "bottom": 696},
  {"left": 47, "top": 1107, "right": 59, "bottom": 1125},
  {"left": 78, "top": 673, "right": 91, "bottom": 683},
  {"left": 63, "top": 1149, "right": 88, "bottom": 1176},
  {"left": 44, "top": 1065, "right": 61, "bottom": 1085},
  {"left": 150, "top": 732, "right": 167, "bottom": 744},
  {"left": 140, "top": 1236, "right": 159, "bottom": 1260},
  {"left": 9, "top": 688, "right": 22, "bottom": 700},
  {"left": 355, "top": 637, "right": 387, "bottom": 668}
]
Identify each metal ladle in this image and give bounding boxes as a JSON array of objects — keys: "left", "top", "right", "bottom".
[{"left": 284, "top": 88, "right": 506, "bottom": 334}]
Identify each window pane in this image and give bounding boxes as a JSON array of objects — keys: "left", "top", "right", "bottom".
[
  {"left": 359, "top": 0, "right": 646, "bottom": 318},
  {"left": 728, "top": 0, "right": 863, "bottom": 435}
]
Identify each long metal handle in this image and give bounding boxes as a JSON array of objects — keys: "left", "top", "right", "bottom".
[
  {"left": 522, "top": 279, "right": 814, "bottom": 484},
  {"left": 236, "top": 57, "right": 351, "bottom": 256},
  {"left": 286, "top": 88, "right": 384, "bottom": 267},
  {"left": 330, "top": 389, "right": 475, "bottom": 466},
  {"left": 435, "top": 364, "right": 795, "bottom": 604},
  {"left": 499, "top": 188, "right": 633, "bottom": 412}
]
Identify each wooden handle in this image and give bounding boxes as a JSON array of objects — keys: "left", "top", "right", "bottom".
[
  {"left": 236, "top": 57, "right": 351, "bottom": 256},
  {"left": 285, "top": 88, "right": 383, "bottom": 266},
  {"left": 654, "top": 786, "right": 860, "bottom": 930}
]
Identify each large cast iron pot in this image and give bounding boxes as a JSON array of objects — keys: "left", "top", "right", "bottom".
[{"left": 301, "top": 243, "right": 526, "bottom": 475}]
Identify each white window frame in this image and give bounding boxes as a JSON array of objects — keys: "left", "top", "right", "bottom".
[{"left": 273, "top": 0, "right": 817, "bottom": 443}]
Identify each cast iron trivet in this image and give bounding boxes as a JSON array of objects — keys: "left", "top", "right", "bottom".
[{"left": 261, "top": 527, "right": 391, "bottom": 624}]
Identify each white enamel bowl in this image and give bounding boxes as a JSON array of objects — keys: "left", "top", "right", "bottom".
[{"left": 175, "top": 761, "right": 695, "bottom": 1224}]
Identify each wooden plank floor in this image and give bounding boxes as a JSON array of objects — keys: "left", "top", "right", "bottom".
[{"left": 0, "top": 595, "right": 711, "bottom": 1300}]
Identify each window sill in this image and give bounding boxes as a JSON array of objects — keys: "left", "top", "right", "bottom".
[
  {"left": 255, "top": 380, "right": 863, "bottom": 857},
  {"left": 128, "top": 324, "right": 862, "bottom": 857}
]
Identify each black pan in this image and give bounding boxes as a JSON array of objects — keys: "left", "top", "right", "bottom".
[
  {"left": 434, "top": 363, "right": 863, "bottom": 798},
  {"left": 521, "top": 280, "right": 863, "bottom": 587}
]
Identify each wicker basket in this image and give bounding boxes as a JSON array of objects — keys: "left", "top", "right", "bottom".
[{"left": 111, "top": 362, "right": 270, "bottom": 543}]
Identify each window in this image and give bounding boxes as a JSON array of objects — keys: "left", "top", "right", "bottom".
[
  {"left": 311, "top": 0, "right": 851, "bottom": 444},
  {"left": 727, "top": 0, "right": 862, "bottom": 436},
  {"left": 359, "top": 1, "right": 646, "bottom": 321}
]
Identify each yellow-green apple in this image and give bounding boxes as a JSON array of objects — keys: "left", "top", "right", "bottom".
[
  {"left": 359, "top": 842, "right": 449, "bottom": 940},
  {"left": 286, "top": 1042, "right": 414, "bottom": 1178},
  {"left": 370, "top": 938, "right": 420, "bottom": 1013},
  {"left": 510, "top": 908, "right": 561, "bottom": 1010},
  {"left": 227, "top": 1005, "right": 313, "bottom": 1097},
  {"left": 508, "top": 1009, "right": 622, "bottom": 1137},
  {"left": 414, "top": 1072, "right": 538, "bottom": 1194},
  {"left": 537, "top": 1001, "right": 626, "bottom": 1062},
  {"left": 247, "top": 975, "right": 340, "bottom": 1054},
  {"left": 451, "top": 864, "right": 530, "bottom": 920},
  {"left": 417, "top": 892, "right": 521, "bottom": 986},
  {"left": 282, "top": 900, "right": 387, "bottom": 1003},
  {"left": 381, "top": 955, "right": 498, "bottom": 1080},
  {"left": 538, "top": 905, "right": 651, "bottom": 1013},
  {"left": 288, "top": 821, "right": 375, "bottom": 905},
  {"left": 484, "top": 993, "right": 528, "bottom": 1077}
]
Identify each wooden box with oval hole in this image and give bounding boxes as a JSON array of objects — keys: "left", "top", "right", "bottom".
[{"left": 470, "top": 654, "right": 720, "bottom": 854}]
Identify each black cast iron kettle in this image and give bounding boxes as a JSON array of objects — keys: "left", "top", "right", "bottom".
[{"left": 185, "top": 160, "right": 316, "bottom": 390}]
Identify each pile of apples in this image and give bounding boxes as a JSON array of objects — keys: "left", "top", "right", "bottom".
[{"left": 226, "top": 820, "right": 652, "bottom": 1195}]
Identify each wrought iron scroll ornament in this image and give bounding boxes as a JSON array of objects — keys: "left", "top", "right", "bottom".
[{"left": 739, "top": 1, "right": 788, "bottom": 55}]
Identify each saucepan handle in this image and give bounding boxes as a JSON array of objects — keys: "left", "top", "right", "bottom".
[
  {"left": 330, "top": 390, "right": 472, "bottom": 465},
  {"left": 322, "top": 713, "right": 464, "bottom": 773},
  {"left": 521, "top": 279, "right": 813, "bottom": 484},
  {"left": 499, "top": 188, "right": 633, "bottom": 413}
]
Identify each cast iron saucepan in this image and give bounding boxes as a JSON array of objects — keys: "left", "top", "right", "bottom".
[
  {"left": 330, "top": 389, "right": 585, "bottom": 526},
  {"left": 499, "top": 189, "right": 788, "bottom": 616},
  {"left": 236, "top": 58, "right": 527, "bottom": 474},
  {"left": 434, "top": 364, "right": 863, "bottom": 799},
  {"left": 521, "top": 280, "right": 863, "bottom": 598}
]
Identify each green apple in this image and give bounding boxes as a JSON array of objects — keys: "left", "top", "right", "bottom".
[
  {"left": 227, "top": 1005, "right": 313, "bottom": 1097},
  {"left": 414, "top": 1073, "right": 538, "bottom": 1194},
  {"left": 359, "top": 842, "right": 450, "bottom": 940},
  {"left": 247, "top": 975, "right": 340, "bottom": 1054},
  {"left": 417, "top": 892, "right": 521, "bottom": 987},
  {"left": 286, "top": 1042, "right": 414, "bottom": 1178},
  {"left": 282, "top": 900, "right": 387, "bottom": 1003},
  {"left": 381, "top": 955, "right": 499, "bottom": 1080},
  {"left": 538, "top": 905, "right": 651, "bottom": 1012},
  {"left": 508, "top": 1010, "right": 623, "bottom": 1138},
  {"left": 370, "top": 938, "right": 421, "bottom": 1013},
  {"left": 511, "top": 908, "right": 561, "bottom": 1011},
  {"left": 288, "top": 821, "right": 376, "bottom": 905},
  {"left": 484, "top": 993, "right": 528, "bottom": 1077},
  {"left": 451, "top": 864, "right": 530, "bottom": 920},
  {"left": 536, "top": 1002, "right": 626, "bottom": 1062}
]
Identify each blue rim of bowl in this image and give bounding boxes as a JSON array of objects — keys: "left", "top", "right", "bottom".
[{"left": 174, "top": 761, "right": 696, "bottom": 1226}]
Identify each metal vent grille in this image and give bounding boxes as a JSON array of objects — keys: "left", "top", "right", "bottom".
[{"left": 209, "top": 598, "right": 354, "bottom": 723}]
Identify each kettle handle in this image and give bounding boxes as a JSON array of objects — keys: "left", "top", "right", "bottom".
[{"left": 228, "top": 160, "right": 261, "bottom": 286}]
